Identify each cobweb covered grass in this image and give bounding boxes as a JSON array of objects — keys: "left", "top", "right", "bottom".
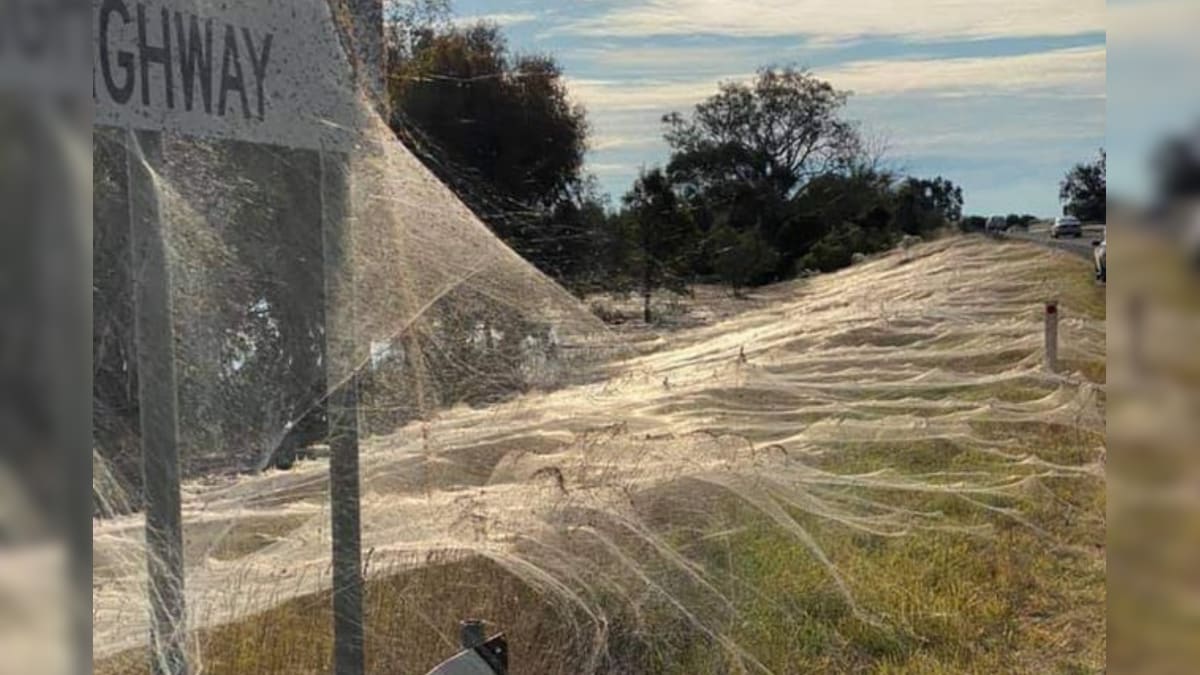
[{"left": 95, "top": 235, "right": 1105, "bottom": 673}]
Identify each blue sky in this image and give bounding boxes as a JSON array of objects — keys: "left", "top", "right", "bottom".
[
  {"left": 451, "top": 0, "right": 1106, "bottom": 216},
  {"left": 1106, "top": 0, "right": 1200, "bottom": 201}
]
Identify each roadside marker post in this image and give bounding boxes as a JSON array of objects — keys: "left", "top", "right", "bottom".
[{"left": 1044, "top": 301, "right": 1059, "bottom": 373}]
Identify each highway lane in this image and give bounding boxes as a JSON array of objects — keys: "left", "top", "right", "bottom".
[{"left": 1001, "top": 222, "right": 1105, "bottom": 260}]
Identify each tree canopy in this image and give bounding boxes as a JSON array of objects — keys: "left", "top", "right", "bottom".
[
  {"left": 385, "top": 15, "right": 595, "bottom": 279},
  {"left": 1153, "top": 131, "right": 1200, "bottom": 199},
  {"left": 599, "top": 67, "right": 963, "bottom": 288},
  {"left": 1059, "top": 149, "right": 1106, "bottom": 222},
  {"left": 663, "top": 68, "right": 860, "bottom": 199},
  {"left": 380, "top": 22, "right": 974, "bottom": 313}
]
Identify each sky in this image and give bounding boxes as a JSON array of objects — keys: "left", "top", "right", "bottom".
[
  {"left": 1106, "top": 0, "right": 1200, "bottom": 201},
  {"left": 451, "top": 0, "right": 1106, "bottom": 217}
]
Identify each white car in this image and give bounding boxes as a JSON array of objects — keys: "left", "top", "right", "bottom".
[{"left": 1052, "top": 216, "right": 1083, "bottom": 238}]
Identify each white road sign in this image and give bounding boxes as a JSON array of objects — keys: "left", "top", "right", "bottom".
[{"left": 93, "top": 0, "right": 360, "bottom": 150}]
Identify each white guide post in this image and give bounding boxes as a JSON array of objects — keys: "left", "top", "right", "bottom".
[{"left": 1044, "top": 300, "right": 1059, "bottom": 373}]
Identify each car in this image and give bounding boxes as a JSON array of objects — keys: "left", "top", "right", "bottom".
[
  {"left": 1092, "top": 231, "right": 1106, "bottom": 282},
  {"left": 985, "top": 215, "right": 1008, "bottom": 234},
  {"left": 1051, "top": 216, "right": 1083, "bottom": 238}
]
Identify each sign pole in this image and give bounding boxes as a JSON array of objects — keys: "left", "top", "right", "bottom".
[
  {"left": 321, "top": 148, "right": 365, "bottom": 675},
  {"left": 128, "top": 129, "right": 188, "bottom": 675},
  {"left": 324, "top": 3, "right": 382, "bottom": 673}
]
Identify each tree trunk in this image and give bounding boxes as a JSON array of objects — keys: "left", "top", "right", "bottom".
[{"left": 641, "top": 256, "right": 654, "bottom": 324}]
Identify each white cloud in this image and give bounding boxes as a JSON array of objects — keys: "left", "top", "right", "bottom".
[
  {"left": 454, "top": 12, "right": 539, "bottom": 28},
  {"left": 590, "top": 162, "right": 637, "bottom": 175},
  {"left": 590, "top": 133, "right": 662, "bottom": 151},
  {"left": 565, "top": 45, "right": 773, "bottom": 75},
  {"left": 818, "top": 46, "right": 1106, "bottom": 98},
  {"left": 891, "top": 123, "right": 1103, "bottom": 159},
  {"left": 568, "top": 46, "right": 1106, "bottom": 120},
  {"left": 1107, "top": 0, "right": 1200, "bottom": 48},
  {"left": 556, "top": 0, "right": 1103, "bottom": 42},
  {"left": 567, "top": 76, "right": 747, "bottom": 113}
]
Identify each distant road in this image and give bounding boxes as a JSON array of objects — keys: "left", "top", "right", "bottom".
[{"left": 1001, "top": 223, "right": 1105, "bottom": 259}]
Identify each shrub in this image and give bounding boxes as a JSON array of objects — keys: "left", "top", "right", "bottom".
[
  {"left": 713, "top": 226, "right": 780, "bottom": 293},
  {"left": 800, "top": 222, "right": 897, "bottom": 273},
  {"left": 588, "top": 299, "right": 632, "bottom": 325},
  {"left": 960, "top": 215, "right": 988, "bottom": 233}
]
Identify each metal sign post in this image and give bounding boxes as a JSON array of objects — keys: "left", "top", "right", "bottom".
[
  {"left": 127, "top": 128, "right": 188, "bottom": 675},
  {"left": 321, "top": 149, "right": 365, "bottom": 675},
  {"left": 324, "top": 4, "right": 383, "bottom": 672}
]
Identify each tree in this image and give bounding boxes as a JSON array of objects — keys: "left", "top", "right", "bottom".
[
  {"left": 664, "top": 68, "right": 860, "bottom": 201},
  {"left": 1059, "top": 149, "right": 1106, "bottom": 222},
  {"left": 961, "top": 215, "right": 988, "bottom": 233},
  {"left": 385, "top": 19, "right": 591, "bottom": 276},
  {"left": 621, "top": 169, "right": 695, "bottom": 323},
  {"left": 537, "top": 179, "right": 613, "bottom": 284},
  {"left": 712, "top": 225, "right": 779, "bottom": 294},
  {"left": 662, "top": 68, "right": 862, "bottom": 277},
  {"left": 894, "top": 176, "right": 963, "bottom": 235},
  {"left": 800, "top": 221, "right": 872, "bottom": 273},
  {"left": 384, "top": 0, "right": 452, "bottom": 64},
  {"left": 1005, "top": 213, "right": 1038, "bottom": 230},
  {"left": 1153, "top": 130, "right": 1200, "bottom": 199}
]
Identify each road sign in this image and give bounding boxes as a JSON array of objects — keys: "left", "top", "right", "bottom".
[{"left": 93, "top": 0, "right": 359, "bottom": 150}]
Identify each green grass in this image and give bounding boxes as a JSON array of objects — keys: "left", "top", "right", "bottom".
[{"left": 652, "top": 416, "right": 1105, "bottom": 673}]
